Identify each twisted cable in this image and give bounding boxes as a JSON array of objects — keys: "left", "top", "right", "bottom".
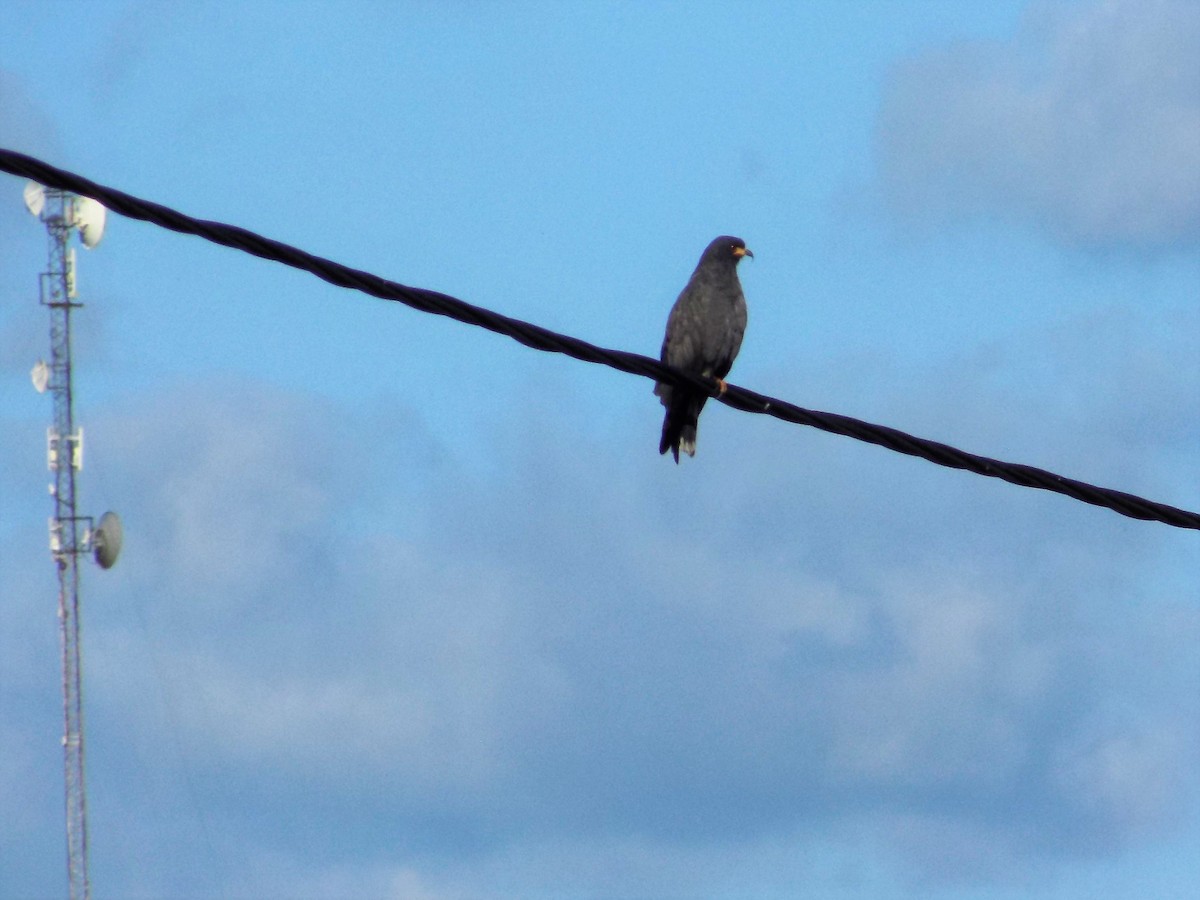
[{"left": 3, "top": 149, "right": 1195, "bottom": 531}]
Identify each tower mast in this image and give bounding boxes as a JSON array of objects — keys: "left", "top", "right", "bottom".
[
  {"left": 28, "top": 181, "right": 113, "bottom": 900},
  {"left": 42, "top": 187, "right": 90, "bottom": 900}
]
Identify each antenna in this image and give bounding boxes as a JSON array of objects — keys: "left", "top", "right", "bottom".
[
  {"left": 31, "top": 359, "right": 50, "bottom": 393},
  {"left": 92, "top": 512, "right": 123, "bottom": 570},
  {"left": 74, "top": 197, "right": 106, "bottom": 249},
  {"left": 24, "top": 179, "right": 45, "bottom": 216},
  {"left": 24, "top": 181, "right": 120, "bottom": 900}
]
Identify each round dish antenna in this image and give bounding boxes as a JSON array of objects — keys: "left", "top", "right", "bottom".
[
  {"left": 75, "top": 197, "right": 107, "bottom": 249},
  {"left": 92, "top": 511, "right": 123, "bottom": 569},
  {"left": 23, "top": 181, "right": 45, "bottom": 217}
]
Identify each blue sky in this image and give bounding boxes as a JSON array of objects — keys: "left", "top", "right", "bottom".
[{"left": 2, "top": 1, "right": 1198, "bottom": 897}]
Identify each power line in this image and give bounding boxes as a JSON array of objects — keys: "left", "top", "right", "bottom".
[{"left": 2, "top": 148, "right": 1197, "bottom": 532}]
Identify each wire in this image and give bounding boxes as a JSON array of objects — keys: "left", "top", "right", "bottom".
[{"left": 2, "top": 148, "right": 1197, "bottom": 531}]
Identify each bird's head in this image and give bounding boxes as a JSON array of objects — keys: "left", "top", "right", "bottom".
[{"left": 704, "top": 235, "right": 753, "bottom": 266}]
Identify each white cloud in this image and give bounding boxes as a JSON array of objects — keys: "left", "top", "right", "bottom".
[
  {"left": 230, "top": 855, "right": 455, "bottom": 900},
  {"left": 24, "top": 312, "right": 1196, "bottom": 894},
  {"left": 827, "top": 571, "right": 1050, "bottom": 789},
  {"left": 877, "top": 0, "right": 1200, "bottom": 249},
  {"left": 1054, "top": 722, "right": 1192, "bottom": 837}
]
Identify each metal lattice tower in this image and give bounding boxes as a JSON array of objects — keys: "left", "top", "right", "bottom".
[
  {"left": 39, "top": 187, "right": 91, "bottom": 900},
  {"left": 25, "top": 181, "right": 120, "bottom": 900}
]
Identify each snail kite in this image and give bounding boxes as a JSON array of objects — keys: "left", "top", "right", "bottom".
[{"left": 655, "top": 235, "right": 751, "bottom": 462}]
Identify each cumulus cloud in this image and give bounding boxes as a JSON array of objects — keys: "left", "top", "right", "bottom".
[
  {"left": 877, "top": 0, "right": 1200, "bottom": 249},
  {"left": 9, "top": 302, "right": 1194, "bottom": 896},
  {"left": 228, "top": 856, "right": 453, "bottom": 900}
]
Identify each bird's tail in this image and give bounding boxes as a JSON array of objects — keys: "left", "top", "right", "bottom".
[{"left": 659, "top": 391, "right": 705, "bottom": 463}]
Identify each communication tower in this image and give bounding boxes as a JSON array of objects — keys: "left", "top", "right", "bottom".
[{"left": 24, "top": 182, "right": 122, "bottom": 900}]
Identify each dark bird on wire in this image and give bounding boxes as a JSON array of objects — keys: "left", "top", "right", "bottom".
[{"left": 655, "top": 235, "right": 752, "bottom": 462}]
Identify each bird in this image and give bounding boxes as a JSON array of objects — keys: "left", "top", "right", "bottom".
[{"left": 655, "top": 235, "right": 752, "bottom": 462}]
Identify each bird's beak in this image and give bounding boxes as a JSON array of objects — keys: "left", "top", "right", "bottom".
[{"left": 734, "top": 246, "right": 754, "bottom": 260}]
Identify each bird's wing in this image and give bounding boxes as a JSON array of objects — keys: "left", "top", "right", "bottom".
[
  {"left": 660, "top": 285, "right": 706, "bottom": 372},
  {"left": 709, "top": 293, "right": 747, "bottom": 379}
]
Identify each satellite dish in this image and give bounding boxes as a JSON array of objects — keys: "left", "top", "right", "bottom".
[
  {"left": 75, "top": 197, "right": 107, "bottom": 249},
  {"left": 31, "top": 360, "right": 50, "bottom": 393},
  {"left": 92, "top": 511, "right": 123, "bottom": 569},
  {"left": 23, "top": 181, "right": 45, "bottom": 217}
]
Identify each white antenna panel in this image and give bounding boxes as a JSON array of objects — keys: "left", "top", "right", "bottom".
[
  {"left": 47, "top": 428, "right": 60, "bottom": 471},
  {"left": 75, "top": 197, "right": 106, "bottom": 248},
  {"left": 23, "top": 181, "right": 45, "bottom": 217},
  {"left": 71, "top": 428, "right": 83, "bottom": 471},
  {"left": 31, "top": 360, "right": 50, "bottom": 393}
]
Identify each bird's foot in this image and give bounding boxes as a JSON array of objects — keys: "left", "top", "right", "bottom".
[{"left": 714, "top": 378, "right": 728, "bottom": 396}]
